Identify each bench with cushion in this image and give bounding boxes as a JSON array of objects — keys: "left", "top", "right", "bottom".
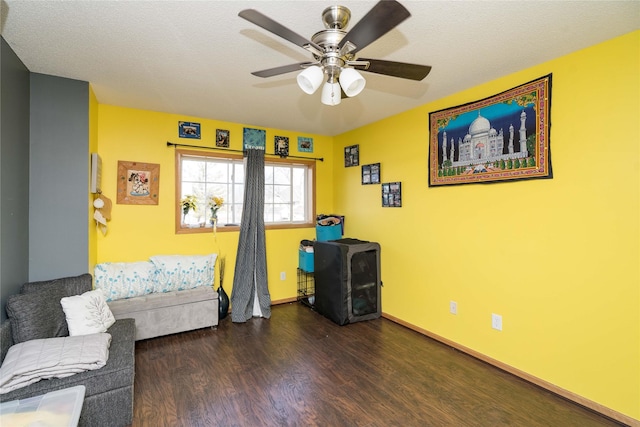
[{"left": 95, "top": 254, "right": 219, "bottom": 341}]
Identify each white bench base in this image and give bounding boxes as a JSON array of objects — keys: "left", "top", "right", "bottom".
[{"left": 108, "top": 287, "right": 219, "bottom": 341}]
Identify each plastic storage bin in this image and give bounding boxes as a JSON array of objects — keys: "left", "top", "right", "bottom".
[
  {"left": 0, "top": 385, "right": 85, "bottom": 427},
  {"left": 316, "top": 225, "right": 342, "bottom": 242},
  {"left": 299, "top": 249, "right": 314, "bottom": 272}
]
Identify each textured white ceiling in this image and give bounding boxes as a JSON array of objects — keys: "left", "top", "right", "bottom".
[{"left": 2, "top": 1, "right": 638, "bottom": 136}]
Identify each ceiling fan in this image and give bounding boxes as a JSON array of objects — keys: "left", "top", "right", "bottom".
[{"left": 238, "top": 0, "right": 432, "bottom": 106}]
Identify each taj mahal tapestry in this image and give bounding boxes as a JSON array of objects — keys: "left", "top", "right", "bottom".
[{"left": 428, "top": 74, "right": 552, "bottom": 187}]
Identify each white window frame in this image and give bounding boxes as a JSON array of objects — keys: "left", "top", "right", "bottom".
[{"left": 175, "top": 149, "right": 316, "bottom": 234}]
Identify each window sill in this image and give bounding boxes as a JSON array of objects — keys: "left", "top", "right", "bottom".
[
  {"left": 176, "top": 222, "right": 314, "bottom": 234},
  {"left": 176, "top": 224, "right": 239, "bottom": 234}
]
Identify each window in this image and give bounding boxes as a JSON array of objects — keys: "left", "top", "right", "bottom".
[{"left": 176, "top": 150, "right": 315, "bottom": 233}]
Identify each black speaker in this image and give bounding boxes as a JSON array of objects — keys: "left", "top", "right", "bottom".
[{"left": 314, "top": 238, "right": 381, "bottom": 325}]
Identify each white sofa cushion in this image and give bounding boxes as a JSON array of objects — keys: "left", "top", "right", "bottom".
[
  {"left": 60, "top": 290, "right": 116, "bottom": 336},
  {"left": 150, "top": 254, "right": 217, "bottom": 293},
  {"left": 94, "top": 261, "right": 157, "bottom": 302}
]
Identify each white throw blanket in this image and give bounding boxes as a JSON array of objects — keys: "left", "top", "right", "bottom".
[{"left": 0, "top": 333, "right": 111, "bottom": 394}]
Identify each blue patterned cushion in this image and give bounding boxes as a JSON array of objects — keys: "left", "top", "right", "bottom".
[
  {"left": 94, "top": 261, "right": 157, "bottom": 302},
  {"left": 150, "top": 254, "right": 217, "bottom": 293}
]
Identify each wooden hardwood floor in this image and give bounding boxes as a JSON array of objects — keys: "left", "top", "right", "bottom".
[{"left": 132, "top": 303, "right": 624, "bottom": 427}]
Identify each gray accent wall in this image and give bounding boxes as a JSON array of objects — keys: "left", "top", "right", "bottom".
[
  {"left": 29, "top": 73, "right": 89, "bottom": 281},
  {"left": 1, "top": 39, "right": 91, "bottom": 320},
  {"left": 1, "top": 38, "right": 31, "bottom": 321}
]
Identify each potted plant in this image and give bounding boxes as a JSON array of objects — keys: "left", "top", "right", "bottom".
[
  {"left": 180, "top": 195, "right": 198, "bottom": 223},
  {"left": 208, "top": 196, "right": 224, "bottom": 224}
]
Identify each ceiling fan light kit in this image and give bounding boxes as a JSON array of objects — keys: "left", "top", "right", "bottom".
[
  {"left": 321, "top": 81, "right": 342, "bottom": 106},
  {"left": 239, "top": 0, "right": 431, "bottom": 107},
  {"left": 297, "top": 65, "right": 324, "bottom": 94},
  {"left": 339, "top": 67, "right": 366, "bottom": 97}
]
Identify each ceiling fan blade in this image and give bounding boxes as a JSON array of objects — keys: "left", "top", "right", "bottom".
[
  {"left": 353, "top": 58, "right": 432, "bottom": 81},
  {"left": 338, "top": 0, "right": 411, "bottom": 55},
  {"left": 251, "top": 63, "right": 313, "bottom": 78},
  {"left": 239, "top": 9, "right": 323, "bottom": 53}
]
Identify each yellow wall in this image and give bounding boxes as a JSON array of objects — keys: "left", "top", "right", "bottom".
[
  {"left": 333, "top": 31, "right": 639, "bottom": 420},
  {"left": 95, "top": 106, "right": 335, "bottom": 302},
  {"left": 91, "top": 31, "right": 638, "bottom": 420}
]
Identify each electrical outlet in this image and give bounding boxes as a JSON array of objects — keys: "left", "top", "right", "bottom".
[
  {"left": 280, "top": 271, "right": 286, "bottom": 281},
  {"left": 492, "top": 313, "right": 502, "bottom": 331},
  {"left": 449, "top": 301, "right": 457, "bottom": 315}
]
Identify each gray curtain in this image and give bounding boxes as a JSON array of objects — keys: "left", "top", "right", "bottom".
[{"left": 231, "top": 148, "right": 271, "bottom": 322}]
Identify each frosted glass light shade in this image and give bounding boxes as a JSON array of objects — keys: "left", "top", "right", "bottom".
[
  {"left": 339, "top": 68, "right": 366, "bottom": 97},
  {"left": 297, "top": 66, "right": 324, "bottom": 95},
  {"left": 321, "top": 82, "right": 341, "bottom": 106}
]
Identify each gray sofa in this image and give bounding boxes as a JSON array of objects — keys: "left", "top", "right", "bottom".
[{"left": 0, "top": 274, "right": 135, "bottom": 427}]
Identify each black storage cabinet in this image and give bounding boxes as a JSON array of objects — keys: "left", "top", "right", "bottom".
[{"left": 314, "top": 238, "right": 381, "bottom": 325}]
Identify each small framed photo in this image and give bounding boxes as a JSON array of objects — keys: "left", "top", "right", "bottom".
[
  {"left": 345, "top": 144, "right": 359, "bottom": 167},
  {"left": 298, "top": 137, "right": 313, "bottom": 153},
  {"left": 362, "top": 163, "right": 380, "bottom": 185},
  {"left": 216, "top": 129, "right": 230, "bottom": 147},
  {"left": 179, "top": 121, "right": 201, "bottom": 139},
  {"left": 275, "top": 136, "right": 289, "bottom": 157},
  {"left": 382, "top": 181, "right": 402, "bottom": 207},
  {"left": 117, "top": 161, "right": 160, "bottom": 205},
  {"left": 243, "top": 127, "right": 266, "bottom": 150}
]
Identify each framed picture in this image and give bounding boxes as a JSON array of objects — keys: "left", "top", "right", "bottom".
[
  {"left": 382, "top": 182, "right": 402, "bottom": 207},
  {"left": 275, "top": 136, "right": 289, "bottom": 157},
  {"left": 362, "top": 163, "right": 380, "bottom": 185},
  {"left": 298, "top": 137, "right": 313, "bottom": 153},
  {"left": 344, "top": 144, "right": 359, "bottom": 167},
  {"left": 243, "top": 127, "right": 266, "bottom": 150},
  {"left": 178, "top": 121, "right": 201, "bottom": 139},
  {"left": 428, "top": 74, "right": 552, "bottom": 186},
  {"left": 216, "top": 129, "right": 230, "bottom": 147},
  {"left": 116, "top": 161, "right": 160, "bottom": 205}
]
